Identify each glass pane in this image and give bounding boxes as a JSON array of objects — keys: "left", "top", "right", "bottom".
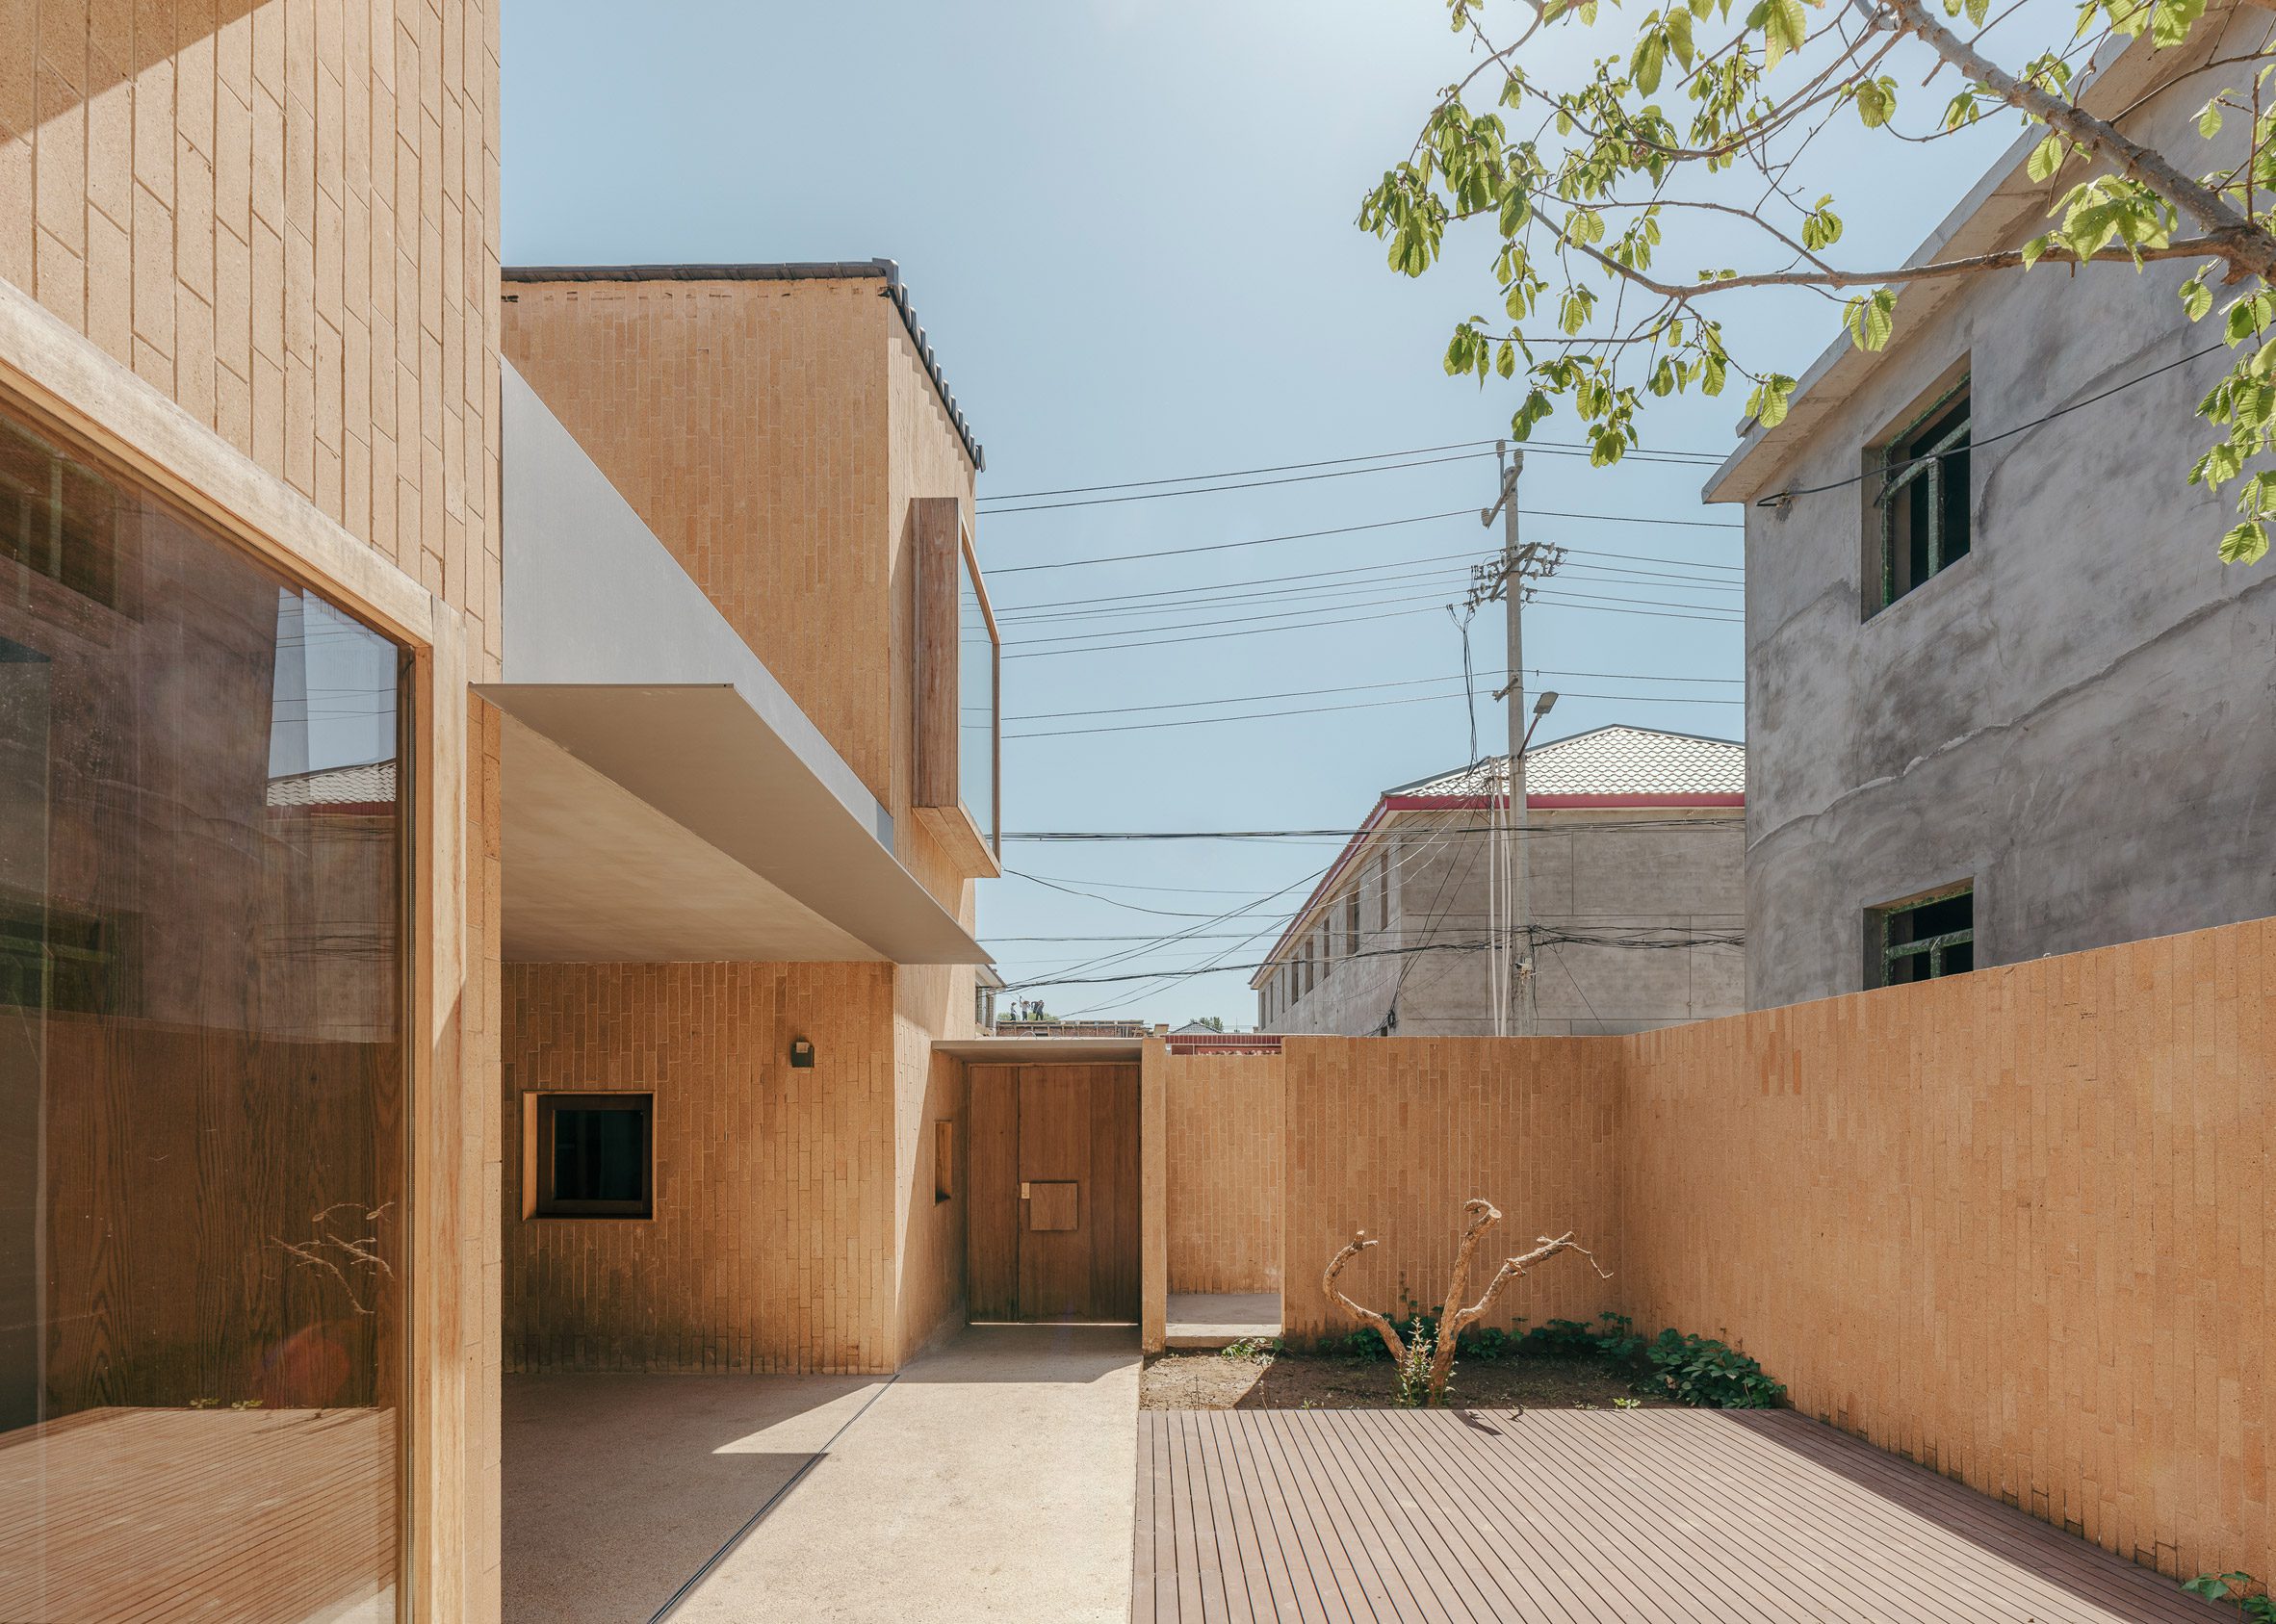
[
  {"left": 554, "top": 1108, "right": 648, "bottom": 1203},
  {"left": 957, "top": 550, "right": 996, "bottom": 844},
  {"left": 0, "top": 406, "right": 405, "bottom": 1621}
]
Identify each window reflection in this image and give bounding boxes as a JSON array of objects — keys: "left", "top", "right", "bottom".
[{"left": 0, "top": 406, "right": 406, "bottom": 1621}]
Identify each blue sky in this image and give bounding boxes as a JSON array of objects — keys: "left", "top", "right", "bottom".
[{"left": 503, "top": 0, "right": 2032, "bottom": 1025}]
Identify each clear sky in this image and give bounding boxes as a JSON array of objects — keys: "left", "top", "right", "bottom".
[{"left": 503, "top": 0, "right": 2031, "bottom": 1026}]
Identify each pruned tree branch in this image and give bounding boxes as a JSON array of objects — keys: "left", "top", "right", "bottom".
[
  {"left": 1570, "top": 232, "right": 2238, "bottom": 299},
  {"left": 1324, "top": 1199, "right": 1611, "bottom": 1405},
  {"left": 1322, "top": 1229, "right": 1410, "bottom": 1364}
]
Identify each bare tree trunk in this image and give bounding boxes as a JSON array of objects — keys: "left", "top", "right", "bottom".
[{"left": 1323, "top": 1199, "right": 1610, "bottom": 1406}]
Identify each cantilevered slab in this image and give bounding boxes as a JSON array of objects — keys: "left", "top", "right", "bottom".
[{"left": 488, "top": 363, "right": 987, "bottom": 967}]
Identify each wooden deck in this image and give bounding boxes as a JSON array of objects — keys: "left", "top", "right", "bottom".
[{"left": 1134, "top": 1407, "right": 2225, "bottom": 1624}]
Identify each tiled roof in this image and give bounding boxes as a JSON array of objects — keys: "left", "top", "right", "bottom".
[
  {"left": 266, "top": 761, "right": 398, "bottom": 807},
  {"left": 1391, "top": 725, "right": 1744, "bottom": 800}
]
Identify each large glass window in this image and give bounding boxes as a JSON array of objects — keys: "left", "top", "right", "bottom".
[
  {"left": 1870, "top": 374, "right": 1972, "bottom": 613},
  {"left": 0, "top": 402, "right": 407, "bottom": 1620},
  {"left": 957, "top": 547, "right": 997, "bottom": 846}
]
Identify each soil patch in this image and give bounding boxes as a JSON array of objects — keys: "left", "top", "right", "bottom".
[{"left": 1140, "top": 1351, "right": 1660, "bottom": 1411}]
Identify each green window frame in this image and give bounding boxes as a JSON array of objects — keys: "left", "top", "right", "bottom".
[
  {"left": 1871, "top": 884, "right": 1976, "bottom": 988},
  {"left": 1873, "top": 375, "right": 1972, "bottom": 612}
]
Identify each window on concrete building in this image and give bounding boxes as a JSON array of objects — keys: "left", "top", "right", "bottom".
[
  {"left": 531, "top": 1093, "right": 655, "bottom": 1218},
  {"left": 1378, "top": 853, "right": 1392, "bottom": 932},
  {"left": 1869, "top": 885, "right": 1976, "bottom": 987},
  {"left": 1869, "top": 372, "right": 1971, "bottom": 613},
  {"left": 1345, "top": 891, "right": 1360, "bottom": 956}
]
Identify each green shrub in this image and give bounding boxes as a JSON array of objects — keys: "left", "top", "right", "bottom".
[
  {"left": 1641, "top": 1329, "right": 1785, "bottom": 1409},
  {"left": 2185, "top": 1572, "right": 2276, "bottom": 1620},
  {"left": 1318, "top": 1295, "right": 1523, "bottom": 1362},
  {"left": 1519, "top": 1310, "right": 1640, "bottom": 1361}
]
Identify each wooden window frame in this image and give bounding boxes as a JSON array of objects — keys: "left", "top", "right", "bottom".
[
  {"left": 0, "top": 276, "right": 478, "bottom": 1618},
  {"left": 913, "top": 496, "right": 1001, "bottom": 877},
  {"left": 528, "top": 1092, "right": 655, "bottom": 1219}
]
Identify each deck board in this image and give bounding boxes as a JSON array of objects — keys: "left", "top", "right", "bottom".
[{"left": 1133, "top": 1407, "right": 2231, "bottom": 1624}]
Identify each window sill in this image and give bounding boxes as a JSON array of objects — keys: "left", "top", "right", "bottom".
[
  {"left": 1863, "top": 547, "right": 1977, "bottom": 626},
  {"left": 915, "top": 802, "right": 1001, "bottom": 879}
]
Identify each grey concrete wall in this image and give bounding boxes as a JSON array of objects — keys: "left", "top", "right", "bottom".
[
  {"left": 1258, "top": 809, "right": 1744, "bottom": 1037},
  {"left": 1735, "top": 67, "right": 2276, "bottom": 1010}
]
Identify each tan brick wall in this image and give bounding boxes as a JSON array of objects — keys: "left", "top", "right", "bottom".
[
  {"left": 1165, "top": 1053, "right": 1284, "bottom": 1296},
  {"left": 503, "top": 961, "right": 905, "bottom": 1374},
  {"left": 1162, "top": 918, "right": 2274, "bottom": 1585},
  {"left": 1278, "top": 1036, "right": 1626, "bottom": 1343},
  {"left": 2, "top": 0, "right": 504, "bottom": 668},
  {"left": 1621, "top": 915, "right": 2276, "bottom": 1586},
  {"left": 501, "top": 278, "right": 897, "bottom": 797}
]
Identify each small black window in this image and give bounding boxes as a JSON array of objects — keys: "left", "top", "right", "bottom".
[
  {"left": 1871, "top": 886, "right": 1975, "bottom": 988},
  {"left": 533, "top": 1093, "right": 653, "bottom": 1218},
  {"left": 1345, "top": 892, "right": 1360, "bottom": 955},
  {"left": 1872, "top": 376, "right": 1971, "bottom": 611}
]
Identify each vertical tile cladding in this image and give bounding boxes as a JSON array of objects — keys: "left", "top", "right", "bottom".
[
  {"left": 1277, "top": 1036, "right": 1626, "bottom": 1345},
  {"left": 1164, "top": 1052, "right": 1286, "bottom": 1296},
  {"left": 1618, "top": 915, "right": 2276, "bottom": 1587},
  {"left": 4, "top": 0, "right": 503, "bottom": 671},
  {"left": 503, "top": 960, "right": 904, "bottom": 1375},
  {"left": 498, "top": 276, "right": 899, "bottom": 801}
]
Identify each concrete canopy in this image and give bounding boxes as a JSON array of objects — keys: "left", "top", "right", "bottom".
[{"left": 490, "top": 363, "right": 988, "bottom": 968}]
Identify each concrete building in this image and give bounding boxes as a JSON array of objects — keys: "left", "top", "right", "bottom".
[
  {"left": 1252, "top": 725, "right": 1746, "bottom": 1037},
  {"left": 1708, "top": 16, "right": 2276, "bottom": 1011}
]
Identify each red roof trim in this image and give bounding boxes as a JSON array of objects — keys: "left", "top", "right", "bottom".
[{"left": 1382, "top": 791, "right": 1744, "bottom": 812}]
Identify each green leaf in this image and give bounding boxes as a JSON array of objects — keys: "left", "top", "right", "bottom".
[
  {"left": 1854, "top": 77, "right": 1896, "bottom": 128},
  {"left": 1843, "top": 288, "right": 1897, "bottom": 351},
  {"left": 2198, "top": 100, "right": 2225, "bottom": 139},
  {"left": 2026, "top": 134, "right": 2066, "bottom": 183},
  {"left": 1633, "top": 31, "right": 1666, "bottom": 93},
  {"left": 1666, "top": 6, "right": 1696, "bottom": 65},
  {"left": 1746, "top": 374, "right": 1796, "bottom": 429},
  {"left": 2181, "top": 276, "right": 2212, "bottom": 322},
  {"left": 2020, "top": 234, "right": 2052, "bottom": 270},
  {"left": 2219, "top": 521, "right": 2269, "bottom": 564}
]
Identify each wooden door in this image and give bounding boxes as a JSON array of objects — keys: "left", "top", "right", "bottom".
[{"left": 966, "top": 1063, "right": 1140, "bottom": 1322}]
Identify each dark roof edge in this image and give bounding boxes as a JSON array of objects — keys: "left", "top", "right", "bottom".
[{"left": 502, "top": 259, "right": 985, "bottom": 472}]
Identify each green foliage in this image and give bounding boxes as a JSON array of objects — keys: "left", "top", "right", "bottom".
[
  {"left": 2185, "top": 1572, "right": 2276, "bottom": 1621},
  {"left": 1393, "top": 1334, "right": 1437, "bottom": 1407},
  {"left": 1642, "top": 1329, "right": 1786, "bottom": 1409},
  {"left": 1358, "top": 0, "right": 2276, "bottom": 565},
  {"left": 1221, "top": 1336, "right": 1280, "bottom": 1363},
  {"left": 1520, "top": 1310, "right": 1644, "bottom": 1360}
]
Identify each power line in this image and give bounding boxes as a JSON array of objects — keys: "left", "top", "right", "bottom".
[
  {"left": 1005, "top": 816, "right": 1742, "bottom": 840},
  {"left": 982, "top": 506, "right": 1742, "bottom": 578},
  {"left": 978, "top": 435, "right": 1724, "bottom": 504},
  {"left": 1757, "top": 340, "right": 2227, "bottom": 506},
  {"left": 990, "top": 556, "right": 1743, "bottom": 630},
  {"left": 1001, "top": 664, "right": 1741, "bottom": 725},
  {"left": 1001, "top": 593, "right": 1742, "bottom": 660},
  {"left": 1006, "top": 685, "right": 1741, "bottom": 741}
]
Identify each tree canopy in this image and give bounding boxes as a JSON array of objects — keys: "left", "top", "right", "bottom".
[{"left": 1360, "top": 0, "right": 2276, "bottom": 560}]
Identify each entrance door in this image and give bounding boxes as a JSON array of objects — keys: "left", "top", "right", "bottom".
[{"left": 968, "top": 1063, "right": 1139, "bottom": 1321}]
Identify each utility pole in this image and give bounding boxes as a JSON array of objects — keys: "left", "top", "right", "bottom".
[{"left": 1471, "top": 442, "right": 1565, "bottom": 1036}]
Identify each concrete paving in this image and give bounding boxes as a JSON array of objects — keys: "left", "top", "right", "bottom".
[{"left": 504, "top": 1324, "right": 1139, "bottom": 1624}]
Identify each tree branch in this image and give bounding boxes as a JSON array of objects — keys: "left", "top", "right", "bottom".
[
  {"left": 1322, "top": 1229, "right": 1410, "bottom": 1364},
  {"left": 1570, "top": 232, "right": 2235, "bottom": 299},
  {"left": 1867, "top": 0, "right": 2276, "bottom": 278}
]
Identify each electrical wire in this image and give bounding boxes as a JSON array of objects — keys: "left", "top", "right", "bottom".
[
  {"left": 1756, "top": 340, "right": 2228, "bottom": 506},
  {"left": 977, "top": 435, "right": 1724, "bottom": 503},
  {"left": 1000, "top": 665, "right": 1740, "bottom": 725},
  {"left": 983, "top": 506, "right": 1741, "bottom": 577},
  {"left": 1005, "top": 685, "right": 1742, "bottom": 741}
]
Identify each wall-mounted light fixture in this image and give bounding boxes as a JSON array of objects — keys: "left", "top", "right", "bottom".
[{"left": 789, "top": 1038, "right": 815, "bottom": 1069}]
